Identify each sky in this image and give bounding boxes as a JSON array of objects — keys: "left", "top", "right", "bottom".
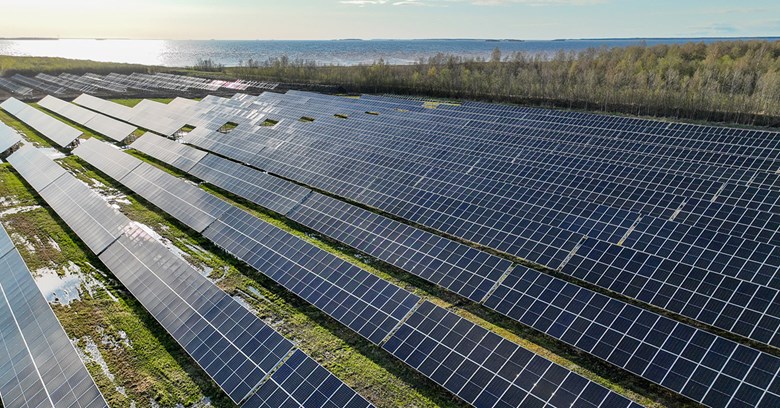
[{"left": 0, "top": 0, "right": 778, "bottom": 40}]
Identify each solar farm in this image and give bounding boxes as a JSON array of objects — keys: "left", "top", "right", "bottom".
[{"left": 0, "top": 72, "right": 779, "bottom": 408}]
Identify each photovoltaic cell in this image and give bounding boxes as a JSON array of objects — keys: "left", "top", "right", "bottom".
[
  {"left": 242, "top": 350, "right": 374, "bottom": 408},
  {"left": 384, "top": 301, "right": 643, "bottom": 408},
  {"left": 73, "top": 138, "right": 143, "bottom": 181}
]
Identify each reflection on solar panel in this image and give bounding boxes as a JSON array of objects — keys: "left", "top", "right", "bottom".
[
  {"left": 0, "top": 121, "right": 22, "bottom": 154},
  {"left": 74, "top": 93, "right": 185, "bottom": 136},
  {"left": 385, "top": 301, "right": 643, "bottom": 408},
  {"left": 7, "top": 145, "right": 372, "bottom": 407},
  {"left": 131, "top": 133, "right": 208, "bottom": 172},
  {"left": 0, "top": 97, "right": 82, "bottom": 147},
  {"left": 38, "top": 95, "right": 138, "bottom": 142},
  {"left": 0, "top": 225, "right": 108, "bottom": 408}
]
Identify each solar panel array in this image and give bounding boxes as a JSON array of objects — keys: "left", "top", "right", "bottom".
[
  {"left": 7, "top": 144, "right": 373, "bottom": 407},
  {"left": 0, "top": 224, "right": 108, "bottom": 408},
  {"left": 97, "top": 90, "right": 779, "bottom": 408},
  {"left": 9, "top": 75, "right": 68, "bottom": 96},
  {"left": 0, "top": 97, "right": 82, "bottom": 147},
  {"left": 0, "top": 77, "right": 33, "bottom": 96},
  {"left": 75, "top": 136, "right": 641, "bottom": 408},
  {"left": 73, "top": 93, "right": 185, "bottom": 136},
  {"left": 38, "top": 95, "right": 138, "bottom": 142},
  {"left": 131, "top": 120, "right": 780, "bottom": 408}
]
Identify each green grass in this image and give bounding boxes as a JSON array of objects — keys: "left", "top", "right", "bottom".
[{"left": 110, "top": 98, "right": 174, "bottom": 108}]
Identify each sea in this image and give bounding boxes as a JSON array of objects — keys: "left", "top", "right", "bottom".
[{"left": 0, "top": 37, "right": 776, "bottom": 68}]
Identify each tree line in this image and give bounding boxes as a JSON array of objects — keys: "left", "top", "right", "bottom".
[{"left": 224, "top": 40, "right": 780, "bottom": 126}]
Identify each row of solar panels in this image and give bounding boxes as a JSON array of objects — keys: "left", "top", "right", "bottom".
[
  {"left": 71, "top": 137, "right": 643, "bottom": 408},
  {"left": 172, "top": 91, "right": 780, "bottom": 351},
  {"left": 3, "top": 144, "right": 373, "bottom": 408},
  {"left": 0, "top": 72, "right": 277, "bottom": 98},
  {"left": 14, "top": 92, "right": 780, "bottom": 407},
  {"left": 0, "top": 223, "right": 108, "bottom": 408},
  {"left": 91, "top": 92, "right": 780, "bottom": 408},
  {"left": 129, "top": 127, "right": 780, "bottom": 408}
]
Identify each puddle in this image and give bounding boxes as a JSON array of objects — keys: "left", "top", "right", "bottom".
[
  {"left": 0, "top": 196, "right": 21, "bottom": 207},
  {"left": 0, "top": 205, "right": 40, "bottom": 217},
  {"left": 232, "top": 295, "right": 256, "bottom": 312},
  {"left": 74, "top": 336, "right": 114, "bottom": 382},
  {"left": 39, "top": 147, "right": 66, "bottom": 160},
  {"left": 34, "top": 262, "right": 118, "bottom": 305},
  {"left": 11, "top": 232, "right": 36, "bottom": 253},
  {"left": 81, "top": 177, "right": 132, "bottom": 209}
]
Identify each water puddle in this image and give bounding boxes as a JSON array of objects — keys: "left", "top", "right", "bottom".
[{"left": 34, "top": 262, "right": 118, "bottom": 305}]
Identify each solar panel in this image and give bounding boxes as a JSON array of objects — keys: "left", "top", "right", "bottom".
[
  {"left": 121, "top": 162, "right": 232, "bottom": 232},
  {"left": 0, "top": 226, "right": 108, "bottom": 408},
  {"left": 384, "top": 301, "right": 643, "bottom": 408},
  {"left": 0, "top": 78, "right": 33, "bottom": 96},
  {"left": 129, "top": 133, "right": 313, "bottom": 216},
  {"left": 0, "top": 97, "right": 82, "bottom": 147},
  {"left": 10, "top": 74, "right": 68, "bottom": 96},
  {"left": 287, "top": 192, "right": 512, "bottom": 303},
  {"left": 6, "top": 144, "right": 68, "bottom": 191},
  {"left": 0, "top": 122, "right": 22, "bottom": 154},
  {"left": 130, "top": 133, "right": 208, "bottom": 173},
  {"left": 561, "top": 238, "right": 780, "bottom": 348},
  {"left": 242, "top": 350, "right": 374, "bottom": 408},
  {"left": 485, "top": 265, "right": 780, "bottom": 408},
  {"left": 38, "top": 175, "right": 131, "bottom": 255},
  {"left": 73, "top": 137, "right": 143, "bottom": 181},
  {"left": 100, "top": 224, "right": 291, "bottom": 403},
  {"left": 204, "top": 206, "right": 421, "bottom": 344},
  {"left": 38, "top": 95, "right": 137, "bottom": 142}
]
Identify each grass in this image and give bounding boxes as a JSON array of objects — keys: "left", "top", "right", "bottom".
[{"left": 110, "top": 98, "right": 175, "bottom": 107}]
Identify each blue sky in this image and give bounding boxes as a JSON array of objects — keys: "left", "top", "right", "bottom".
[{"left": 1, "top": 0, "right": 778, "bottom": 40}]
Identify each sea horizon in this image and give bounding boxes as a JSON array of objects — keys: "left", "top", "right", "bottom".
[{"left": 1, "top": 36, "right": 777, "bottom": 68}]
